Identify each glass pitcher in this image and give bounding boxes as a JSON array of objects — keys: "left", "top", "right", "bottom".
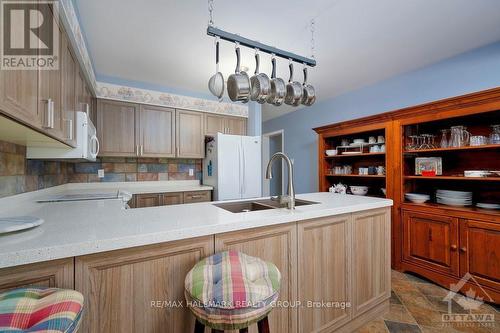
[
  {"left": 490, "top": 125, "right": 500, "bottom": 144},
  {"left": 450, "top": 126, "right": 470, "bottom": 147}
]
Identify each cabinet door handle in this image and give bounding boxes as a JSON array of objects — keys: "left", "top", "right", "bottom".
[
  {"left": 135, "top": 145, "right": 139, "bottom": 156},
  {"left": 460, "top": 247, "right": 467, "bottom": 253},
  {"left": 66, "top": 119, "right": 73, "bottom": 141},
  {"left": 140, "top": 145, "right": 143, "bottom": 156},
  {"left": 43, "top": 99, "right": 54, "bottom": 129},
  {"left": 176, "top": 146, "right": 179, "bottom": 156},
  {"left": 450, "top": 245, "right": 457, "bottom": 251}
]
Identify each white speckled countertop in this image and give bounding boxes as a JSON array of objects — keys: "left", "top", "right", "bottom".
[{"left": 0, "top": 183, "right": 392, "bottom": 269}]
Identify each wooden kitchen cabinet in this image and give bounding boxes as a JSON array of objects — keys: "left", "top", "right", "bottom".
[
  {"left": 37, "top": 7, "right": 64, "bottom": 140},
  {"left": 297, "top": 214, "right": 352, "bottom": 333},
  {"left": 162, "top": 192, "right": 184, "bottom": 206},
  {"left": 97, "top": 99, "right": 139, "bottom": 156},
  {"left": 134, "top": 193, "right": 162, "bottom": 208},
  {"left": 61, "top": 35, "right": 77, "bottom": 146},
  {"left": 176, "top": 109, "right": 204, "bottom": 158},
  {"left": 460, "top": 219, "right": 500, "bottom": 291},
  {"left": 75, "top": 236, "right": 214, "bottom": 333},
  {"left": 0, "top": 258, "right": 74, "bottom": 293},
  {"left": 183, "top": 191, "right": 211, "bottom": 204},
  {"left": 403, "top": 210, "right": 459, "bottom": 276},
  {"left": 352, "top": 208, "right": 391, "bottom": 316},
  {"left": 226, "top": 116, "right": 247, "bottom": 135},
  {"left": 205, "top": 113, "right": 226, "bottom": 136},
  {"left": 139, "top": 105, "right": 176, "bottom": 157},
  {"left": 215, "top": 224, "right": 297, "bottom": 333},
  {"left": 205, "top": 113, "right": 247, "bottom": 136}
]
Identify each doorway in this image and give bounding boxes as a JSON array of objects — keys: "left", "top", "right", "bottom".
[{"left": 262, "top": 130, "right": 285, "bottom": 197}]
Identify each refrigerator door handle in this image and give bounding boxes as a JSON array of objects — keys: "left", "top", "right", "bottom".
[
  {"left": 237, "top": 142, "right": 242, "bottom": 196},
  {"left": 241, "top": 141, "right": 246, "bottom": 196}
]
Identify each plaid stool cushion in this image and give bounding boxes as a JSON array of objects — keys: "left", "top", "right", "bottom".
[
  {"left": 185, "top": 250, "right": 281, "bottom": 330},
  {"left": 0, "top": 287, "right": 84, "bottom": 333}
]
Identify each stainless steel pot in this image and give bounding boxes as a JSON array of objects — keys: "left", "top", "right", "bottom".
[
  {"left": 301, "top": 67, "right": 316, "bottom": 106},
  {"left": 208, "top": 39, "right": 224, "bottom": 100},
  {"left": 227, "top": 45, "right": 251, "bottom": 103},
  {"left": 250, "top": 52, "right": 271, "bottom": 104},
  {"left": 266, "top": 56, "right": 286, "bottom": 106},
  {"left": 284, "top": 62, "right": 303, "bottom": 106}
]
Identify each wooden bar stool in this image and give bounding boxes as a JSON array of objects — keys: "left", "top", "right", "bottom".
[
  {"left": 185, "top": 250, "right": 281, "bottom": 332},
  {"left": 0, "top": 287, "right": 84, "bottom": 332}
]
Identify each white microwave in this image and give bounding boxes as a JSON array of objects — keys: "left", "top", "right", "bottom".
[{"left": 27, "top": 111, "right": 99, "bottom": 161}]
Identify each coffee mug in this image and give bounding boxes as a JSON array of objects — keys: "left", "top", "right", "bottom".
[
  {"left": 370, "top": 145, "right": 381, "bottom": 153},
  {"left": 380, "top": 144, "right": 386, "bottom": 152},
  {"left": 368, "top": 136, "right": 376, "bottom": 144},
  {"left": 377, "top": 136, "right": 385, "bottom": 143},
  {"left": 377, "top": 166, "right": 385, "bottom": 175}
]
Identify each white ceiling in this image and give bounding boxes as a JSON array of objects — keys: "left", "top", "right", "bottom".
[{"left": 75, "top": 0, "right": 500, "bottom": 121}]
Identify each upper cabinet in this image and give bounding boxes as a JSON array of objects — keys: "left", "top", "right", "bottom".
[
  {"left": 204, "top": 113, "right": 247, "bottom": 136},
  {"left": 176, "top": 109, "right": 204, "bottom": 158},
  {"left": 61, "top": 36, "right": 77, "bottom": 147},
  {"left": 0, "top": 6, "right": 95, "bottom": 147},
  {"left": 97, "top": 99, "right": 138, "bottom": 156},
  {"left": 97, "top": 101, "right": 209, "bottom": 158},
  {"left": 139, "top": 105, "right": 175, "bottom": 157}
]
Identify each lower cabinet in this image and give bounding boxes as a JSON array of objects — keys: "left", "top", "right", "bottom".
[
  {"left": 131, "top": 191, "right": 211, "bottom": 208},
  {"left": 459, "top": 219, "right": 500, "bottom": 292},
  {"left": 0, "top": 258, "right": 74, "bottom": 293},
  {"left": 352, "top": 209, "right": 391, "bottom": 316},
  {"left": 403, "top": 210, "right": 459, "bottom": 276},
  {"left": 75, "top": 236, "right": 214, "bottom": 333},
  {"left": 297, "top": 214, "right": 352, "bottom": 333},
  {"left": 215, "top": 224, "right": 298, "bottom": 333}
]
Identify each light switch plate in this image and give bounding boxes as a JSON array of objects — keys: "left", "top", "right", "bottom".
[
  {"left": 189, "top": 168, "right": 194, "bottom": 176},
  {"left": 98, "top": 169, "right": 105, "bottom": 178}
]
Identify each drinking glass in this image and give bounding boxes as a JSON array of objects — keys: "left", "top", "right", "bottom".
[
  {"left": 440, "top": 129, "right": 449, "bottom": 148},
  {"left": 490, "top": 125, "right": 500, "bottom": 144}
]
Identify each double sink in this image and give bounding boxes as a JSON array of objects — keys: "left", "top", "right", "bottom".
[{"left": 214, "top": 198, "right": 318, "bottom": 213}]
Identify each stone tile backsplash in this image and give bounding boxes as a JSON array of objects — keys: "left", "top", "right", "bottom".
[{"left": 0, "top": 140, "right": 203, "bottom": 198}]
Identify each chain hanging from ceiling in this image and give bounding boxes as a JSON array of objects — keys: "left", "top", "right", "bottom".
[{"left": 205, "top": 0, "right": 317, "bottom": 106}]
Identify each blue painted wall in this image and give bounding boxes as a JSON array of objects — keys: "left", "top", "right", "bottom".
[{"left": 263, "top": 41, "right": 500, "bottom": 194}]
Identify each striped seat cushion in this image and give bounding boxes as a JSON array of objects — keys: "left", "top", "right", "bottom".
[
  {"left": 0, "top": 287, "right": 84, "bottom": 333},
  {"left": 185, "top": 250, "right": 281, "bottom": 330}
]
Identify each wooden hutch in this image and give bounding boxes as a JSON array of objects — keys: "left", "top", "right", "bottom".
[{"left": 314, "top": 87, "right": 500, "bottom": 303}]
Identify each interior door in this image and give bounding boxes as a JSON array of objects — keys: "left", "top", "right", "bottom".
[
  {"left": 241, "top": 136, "right": 262, "bottom": 199},
  {"left": 217, "top": 134, "right": 241, "bottom": 200},
  {"left": 139, "top": 105, "right": 175, "bottom": 157}
]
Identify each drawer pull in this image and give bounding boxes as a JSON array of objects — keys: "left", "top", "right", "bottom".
[
  {"left": 460, "top": 247, "right": 467, "bottom": 253},
  {"left": 450, "top": 245, "right": 457, "bottom": 251},
  {"left": 189, "top": 195, "right": 203, "bottom": 199}
]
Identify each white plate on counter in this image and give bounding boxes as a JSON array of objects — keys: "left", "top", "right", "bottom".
[
  {"left": 0, "top": 216, "right": 44, "bottom": 235},
  {"left": 476, "top": 203, "right": 500, "bottom": 210}
]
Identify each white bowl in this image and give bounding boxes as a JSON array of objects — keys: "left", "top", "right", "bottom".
[
  {"left": 325, "top": 149, "right": 338, "bottom": 156},
  {"left": 353, "top": 139, "right": 365, "bottom": 144},
  {"left": 350, "top": 186, "right": 369, "bottom": 196},
  {"left": 405, "top": 193, "right": 430, "bottom": 203}
]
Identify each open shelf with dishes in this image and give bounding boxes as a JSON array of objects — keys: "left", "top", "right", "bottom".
[
  {"left": 402, "top": 109, "right": 500, "bottom": 213},
  {"left": 315, "top": 89, "right": 500, "bottom": 302},
  {"left": 317, "top": 126, "right": 389, "bottom": 198}
]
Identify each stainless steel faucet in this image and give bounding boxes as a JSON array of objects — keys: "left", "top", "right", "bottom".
[{"left": 265, "top": 152, "right": 295, "bottom": 209}]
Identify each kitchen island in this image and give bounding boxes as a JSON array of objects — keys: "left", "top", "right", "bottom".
[{"left": 0, "top": 187, "right": 392, "bottom": 333}]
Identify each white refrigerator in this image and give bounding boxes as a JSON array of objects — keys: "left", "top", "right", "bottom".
[{"left": 203, "top": 133, "right": 262, "bottom": 201}]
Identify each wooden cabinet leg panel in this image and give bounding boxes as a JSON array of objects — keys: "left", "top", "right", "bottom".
[
  {"left": 298, "top": 215, "right": 352, "bottom": 333},
  {"left": 75, "top": 236, "right": 214, "bottom": 333},
  {"left": 352, "top": 208, "right": 391, "bottom": 316},
  {"left": 215, "top": 224, "right": 297, "bottom": 333},
  {"left": 0, "top": 258, "right": 74, "bottom": 293}
]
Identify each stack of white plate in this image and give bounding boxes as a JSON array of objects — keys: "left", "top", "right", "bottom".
[
  {"left": 405, "top": 193, "right": 430, "bottom": 204},
  {"left": 436, "top": 190, "right": 472, "bottom": 206},
  {"left": 476, "top": 203, "right": 500, "bottom": 210},
  {"left": 464, "top": 170, "right": 491, "bottom": 178}
]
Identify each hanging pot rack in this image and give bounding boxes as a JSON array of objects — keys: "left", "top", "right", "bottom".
[{"left": 206, "top": 26, "right": 316, "bottom": 67}]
